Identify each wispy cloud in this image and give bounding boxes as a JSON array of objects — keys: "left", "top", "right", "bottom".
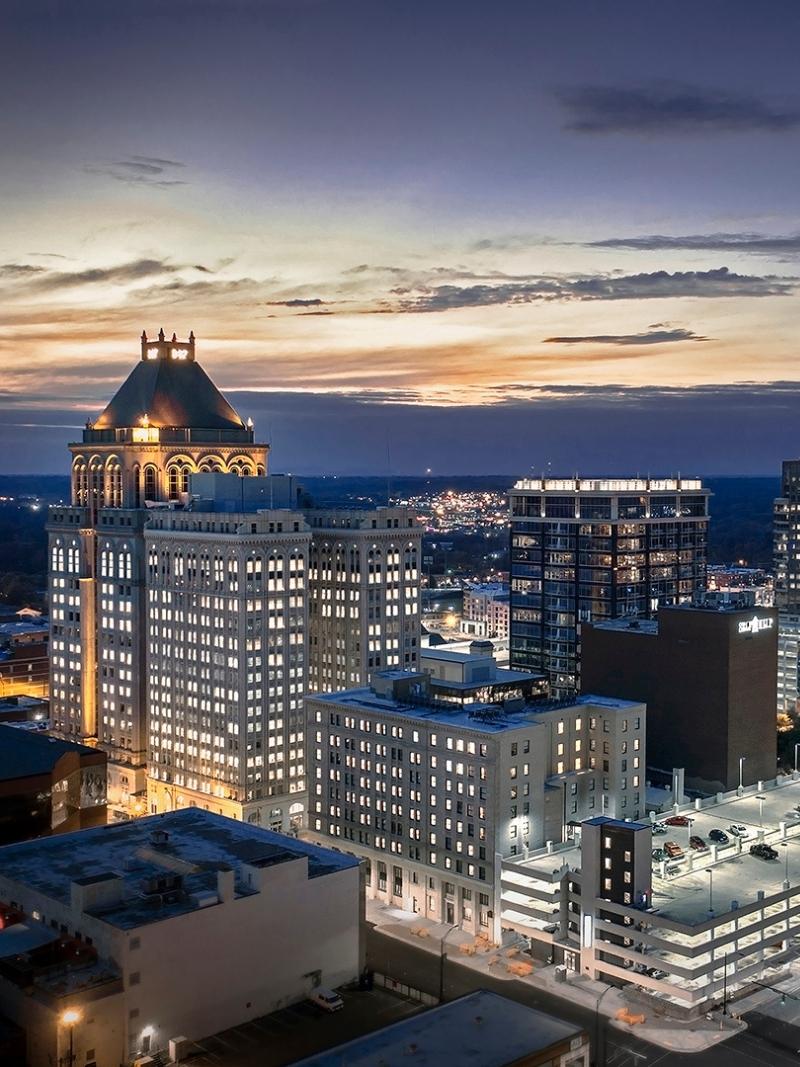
[
  {"left": 83, "top": 154, "right": 188, "bottom": 187},
  {"left": 588, "top": 232, "right": 800, "bottom": 258},
  {"left": 266, "top": 297, "right": 328, "bottom": 307},
  {"left": 24, "top": 258, "right": 183, "bottom": 292},
  {"left": 543, "top": 327, "right": 709, "bottom": 346},
  {"left": 393, "top": 267, "right": 795, "bottom": 312},
  {"left": 0, "top": 263, "right": 47, "bottom": 279},
  {"left": 558, "top": 84, "right": 800, "bottom": 135},
  {"left": 1, "top": 258, "right": 217, "bottom": 294}
]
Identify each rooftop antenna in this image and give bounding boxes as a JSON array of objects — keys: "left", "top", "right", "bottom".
[{"left": 386, "top": 439, "right": 392, "bottom": 506}]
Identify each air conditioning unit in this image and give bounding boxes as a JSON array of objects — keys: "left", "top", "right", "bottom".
[{"left": 169, "top": 1036, "right": 192, "bottom": 1062}]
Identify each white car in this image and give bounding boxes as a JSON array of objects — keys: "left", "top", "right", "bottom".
[
  {"left": 308, "top": 988, "right": 344, "bottom": 1013},
  {"left": 728, "top": 824, "right": 748, "bottom": 838}
]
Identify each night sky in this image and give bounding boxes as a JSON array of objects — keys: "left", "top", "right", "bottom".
[{"left": 2, "top": 0, "right": 800, "bottom": 475}]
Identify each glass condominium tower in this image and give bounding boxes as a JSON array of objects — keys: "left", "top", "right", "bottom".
[{"left": 509, "top": 477, "right": 710, "bottom": 696}]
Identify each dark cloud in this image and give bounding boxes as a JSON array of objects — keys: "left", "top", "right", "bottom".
[
  {"left": 394, "top": 267, "right": 795, "bottom": 312},
  {"left": 266, "top": 298, "right": 328, "bottom": 307},
  {"left": 543, "top": 328, "right": 709, "bottom": 346},
  {"left": 0, "top": 263, "right": 46, "bottom": 278},
  {"left": 558, "top": 84, "right": 800, "bottom": 135},
  {"left": 25, "top": 258, "right": 181, "bottom": 292},
  {"left": 84, "top": 155, "right": 187, "bottom": 187},
  {"left": 589, "top": 232, "right": 800, "bottom": 257}
]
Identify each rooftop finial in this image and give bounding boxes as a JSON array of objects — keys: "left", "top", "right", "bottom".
[
  {"left": 171, "top": 332, "right": 177, "bottom": 343},
  {"left": 189, "top": 330, "right": 195, "bottom": 343},
  {"left": 158, "top": 327, "right": 165, "bottom": 342},
  {"left": 141, "top": 330, "right": 147, "bottom": 342}
]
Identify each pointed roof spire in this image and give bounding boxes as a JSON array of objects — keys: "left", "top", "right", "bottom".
[
  {"left": 158, "top": 327, "right": 165, "bottom": 341},
  {"left": 141, "top": 330, "right": 147, "bottom": 342}
]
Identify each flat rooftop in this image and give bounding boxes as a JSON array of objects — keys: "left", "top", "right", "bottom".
[
  {"left": 0, "top": 724, "right": 99, "bottom": 780},
  {"left": 312, "top": 687, "right": 639, "bottom": 734},
  {"left": 510, "top": 778, "right": 800, "bottom": 928},
  {"left": 295, "top": 990, "right": 585, "bottom": 1067},
  {"left": 0, "top": 809, "right": 358, "bottom": 930}
]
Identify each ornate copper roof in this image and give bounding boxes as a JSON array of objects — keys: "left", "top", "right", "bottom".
[{"left": 93, "top": 333, "right": 246, "bottom": 431}]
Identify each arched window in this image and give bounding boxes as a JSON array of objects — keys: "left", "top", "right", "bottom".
[
  {"left": 51, "top": 541, "right": 64, "bottom": 573},
  {"left": 133, "top": 465, "right": 141, "bottom": 509},
  {"left": 72, "top": 459, "right": 87, "bottom": 506},
  {"left": 144, "top": 466, "right": 158, "bottom": 502},
  {"left": 167, "top": 466, "right": 180, "bottom": 500},
  {"left": 105, "top": 460, "right": 122, "bottom": 507},
  {"left": 89, "top": 459, "right": 104, "bottom": 518}
]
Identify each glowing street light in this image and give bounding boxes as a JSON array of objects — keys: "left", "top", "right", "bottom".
[{"left": 60, "top": 1008, "right": 82, "bottom": 1067}]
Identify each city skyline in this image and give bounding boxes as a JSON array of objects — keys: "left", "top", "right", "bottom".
[{"left": 3, "top": 0, "right": 800, "bottom": 475}]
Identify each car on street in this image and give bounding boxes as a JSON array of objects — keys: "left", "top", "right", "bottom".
[
  {"left": 728, "top": 824, "right": 749, "bottom": 838},
  {"left": 708, "top": 829, "right": 729, "bottom": 844},
  {"left": 652, "top": 848, "right": 666, "bottom": 862},
  {"left": 750, "top": 843, "right": 778, "bottom": 861},
  {"left": 308, "top": 988, "right": 344, "bottom": 1013},
  {"left": 664, "top": 841, "right": 683, "bottom": 858},
  {"left": 664, "top": 815, "right": 690, "bottom": 827},
  {"left": 689, "top": 835, "right": 707, "bottom": 851}
]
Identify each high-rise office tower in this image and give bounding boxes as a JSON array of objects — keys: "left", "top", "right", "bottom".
[
  {"left": 508, "top": 477, "right": 710, "bottom": 695},
  {"left": 306, "top": 508, "right": 421, "bottom": 692},
  {"left": 775, "top": 460, "right": 800, "bottom": 714},
  {"left": 48, "top": 332, "right": 423, "bottom": 823},
  {"left": 145, "top": 508, "right": 312, "bottom": 829},
  {"left": 48, "top": 331, "right": 267, "bottom": 813}
]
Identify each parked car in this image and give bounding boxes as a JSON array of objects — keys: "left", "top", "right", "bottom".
[
  {"left": 664, "top": 815, "right": 690, "bottom": 827},
  {"left": 652, "top": 848, "right": 666, "bottom": 862},
  {"left": 689, "top": 835, "right": 707, "bottom": 851},
  {"left": 648, "top": 968, "right": 669, "bottom": 980},
  {"left": 308, "top": 988, "right": 344, "bottom": 1013},
  {"left": 750, "top": 843, "right": 778, "bottom": 861},
  {"left": 784, "top": 811, "right": 800, "bottom": 820},
  {"left": 664, "top": 864, "right": 682, "bottom": 876},
  {"left": 728, "top": 824, "right": 748, "bottom": 838},
  {"left": 651, "top": 823, "right": 668, "bottom": 836},
  {"left": 708, "top": 829, "right": 729, "bottom": 844},
  {"left": 664, "top": 841, "right": 683, "bottom": 858}
]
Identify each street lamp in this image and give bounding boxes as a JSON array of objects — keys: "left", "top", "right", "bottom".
[
  {"left": 782, "top": 842, "right": 790, "bottom": 886},
  {"left": 593, "top": 984, "right": 616, "bottom": 1067},
  {"left": 756, "top": 794, "right": 766, "bottom": 827},
  {"left": 706, "top": 869, "right": 713, "bottom": 915},
  {"left": 795, "top": 743, "right": 800, "bottom": 774},
  {"left": 60, "top": 1008, "right": 81, "bottom": 1067},
  {"left": 739, "top": 756, "right": 746, "bottom": 793},
  {"left": 439, "top": 923, "right": 460, "bottom": 1003}
]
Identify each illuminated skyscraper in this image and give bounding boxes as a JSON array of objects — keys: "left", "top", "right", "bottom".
[
  {"left": 775, "top": 460, "right": 800, "bottom": 714},
  {"left": 48, "top": 332, "right": 422, "bottom": 824},
  {"left": 48, "top": 331, "right": 267, "bottom": 814},
  {"left": 508, "top": 477, "right": 710, "bottom": 695}
]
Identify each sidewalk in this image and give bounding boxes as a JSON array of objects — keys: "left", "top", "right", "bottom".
[{"left": 367, "top": 901, "right": 746, "bottom": 1054}]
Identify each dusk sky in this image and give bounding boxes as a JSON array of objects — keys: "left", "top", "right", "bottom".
[{"left": 3, "top": 0, "right": 800, "bottom": 475}]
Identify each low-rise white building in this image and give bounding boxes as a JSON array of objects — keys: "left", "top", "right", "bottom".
[
  {"left": 0, "top": 809, "right": 361, "bottom": 1067},
  {"left": 306, "top": 671, "right": 644, "bottom": 941}
]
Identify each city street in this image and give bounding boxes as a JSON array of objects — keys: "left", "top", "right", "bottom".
[{"left": 365, "top": 925, "right": 800, "bottom": 1066}]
